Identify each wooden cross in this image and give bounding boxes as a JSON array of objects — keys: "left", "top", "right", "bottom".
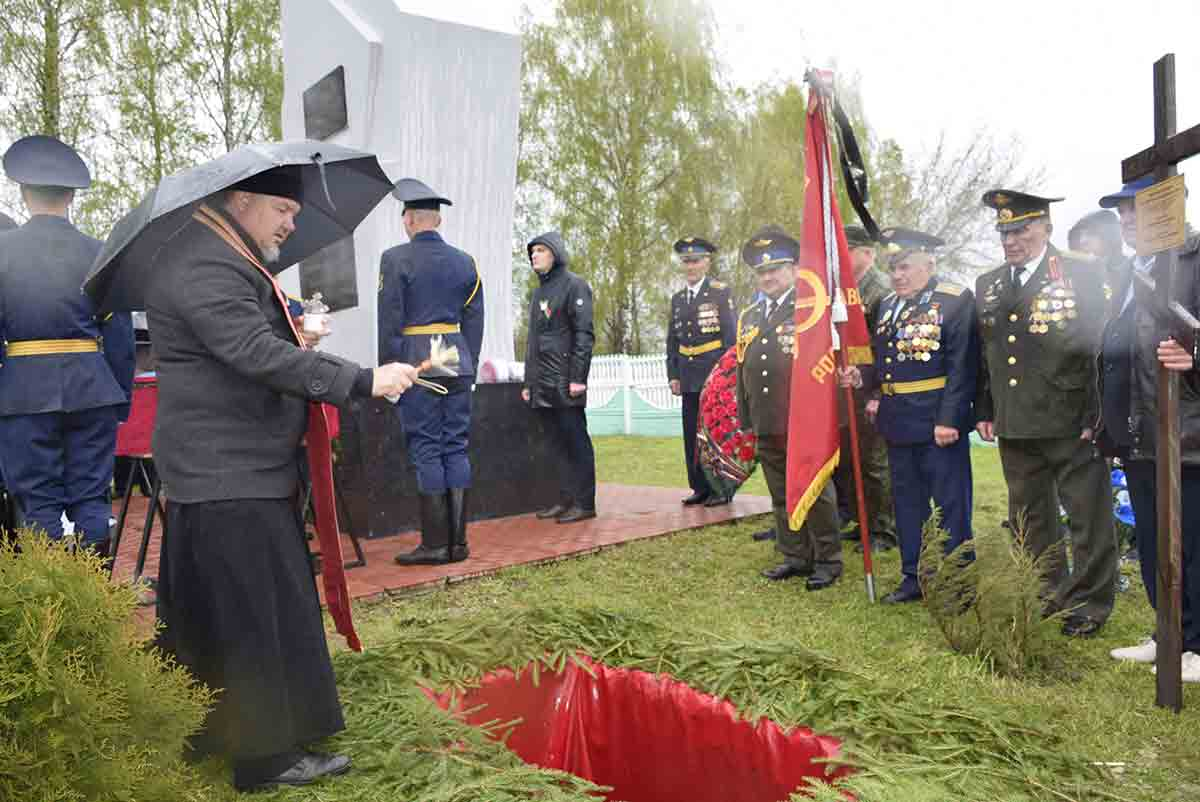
[{"left": 1121, "top": 53, "right": 1200, "bottom": 712}]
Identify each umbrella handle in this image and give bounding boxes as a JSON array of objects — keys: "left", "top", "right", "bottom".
[{"left": 312, "top": 152, "right": 336, "bottom": 210}]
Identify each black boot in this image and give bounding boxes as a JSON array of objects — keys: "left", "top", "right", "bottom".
[
  {"left": 395, "top": 494, "right": 451, "bottom": 565},
  {"left": 447, "top": 488, "right": 469, "bottom": 563}
]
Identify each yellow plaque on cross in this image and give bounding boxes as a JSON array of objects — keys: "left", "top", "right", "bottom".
[{"left": 1135, "top": 173, "right": 1187, "bottom": 256}]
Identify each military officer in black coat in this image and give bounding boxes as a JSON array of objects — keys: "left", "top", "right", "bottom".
[
  {"left": 0, "top": 136, "right": 134, "bottom": 553},
  {"left": 840, "top": 228, "right": 978, "bottom": 603},
  {"left": 379, "top": 178, "right": 484, "bottom": 565},
  {"left": 975, "top": 189, "right": 1116, "bottom": 637},
  {"left": 666, "top": 236, "right": 735, "bottom": 506},
  {"left": 737, "top": 226, "right": 842, "bottom": 590}
]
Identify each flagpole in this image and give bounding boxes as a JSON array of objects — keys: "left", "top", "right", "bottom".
[{"left": 810, "top": 71, "right": 876, "bottom": 602}]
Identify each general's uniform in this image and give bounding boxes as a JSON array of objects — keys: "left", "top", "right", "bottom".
[
  {"left": 666, "top": 236, "right": 735, "bottom": 503},
  {"left": 0, "top": 136, "right": 134, "bottom": 549},
  {"left": 736, "top": 229, "right": 841, "bottom": 586},
  {"left": 976, "top": 190, "right": 1116, "bottom": 630},
  {"left": 865, "top": 236, "right": 977, "bottom": 599},
  {"left": 379, "top": 179, "right": 484, "bottom": 564}
]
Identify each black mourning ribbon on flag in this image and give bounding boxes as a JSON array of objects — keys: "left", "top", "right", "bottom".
[{"left": 828, "top": 94, "right": 880, "bottom": 241}]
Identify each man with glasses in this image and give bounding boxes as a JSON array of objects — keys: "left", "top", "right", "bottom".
[{"left": 974, "top": 189, "right": 1116, "bottom": 637}]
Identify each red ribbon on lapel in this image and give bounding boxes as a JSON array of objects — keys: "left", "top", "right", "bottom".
[{"left": 194, "top": 205, "right": 362, "bottom": 652}]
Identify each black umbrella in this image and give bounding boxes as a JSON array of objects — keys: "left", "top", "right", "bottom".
[{"left": 84, "top": 140, "right": 393, "bottom": 312}]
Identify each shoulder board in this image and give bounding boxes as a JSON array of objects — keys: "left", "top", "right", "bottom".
[
  {"left": 709, "top": 280, "right": 727, "bottom": 290},
  {"left": 934, "top": 282, "right": 965, "bottom": 297}
]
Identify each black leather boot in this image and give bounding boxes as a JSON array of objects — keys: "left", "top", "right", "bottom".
[
  {"left": 447, "top": 488, "right": 469, "bottom": 562},
  {"left": 395, "top": 494, "right": 451, "bottom": 565}
]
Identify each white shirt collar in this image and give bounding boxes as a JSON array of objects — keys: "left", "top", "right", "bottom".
[
  {"left": 686, "top": 276, "right": 706, "bottom": 294},
  {"left": 1012, "top": 245, "right": 1047, "bottom": 285}
]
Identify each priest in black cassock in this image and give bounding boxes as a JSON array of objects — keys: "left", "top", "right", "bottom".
[{"left": 146, "top": 166, "right": 418, "bottom": 791}]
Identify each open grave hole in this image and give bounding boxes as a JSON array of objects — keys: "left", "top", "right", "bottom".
[{"left": 427, "top": 654, "right": 853, "bottom": 801}]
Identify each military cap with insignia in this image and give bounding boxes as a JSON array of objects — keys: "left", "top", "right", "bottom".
[
  {"left": 391, "top": 177, "right": 452, "bottom": 210},
  {"left": 741, "top": 225, "right": 799, "bottom": 271},
  {"left": 2, "top": 135, "right": 90, "bottom": 188},
  {"left": 879, "top": 226, "right": 945, "bottom": 264},
  {"left": 982, "top": 189, "right": 1063, "bottom": 232},
  {"left": 673, "top": 236, "right": 717, "bottom": 260},
  {"left": 844, "top": 225, "right": 876, "bottom": 248}
]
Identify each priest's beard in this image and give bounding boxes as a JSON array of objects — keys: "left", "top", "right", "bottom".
[{"left": 262, "top": 246, "right": 280, "bottom": 264}]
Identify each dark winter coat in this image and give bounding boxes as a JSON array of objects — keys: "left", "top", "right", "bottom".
[
  {"left": 523, "top": 232, "right": 595, "bottom": 408},
  {"left": 146, "top": 207, "right": 367, "bottom": 503},
  {"left": 1100, "top": 238, "right": 1200, "bottom": 464}
]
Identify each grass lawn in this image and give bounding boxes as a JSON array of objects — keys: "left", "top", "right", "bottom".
[{"left": 199, "top": 436, "right": 1198, "bottom": 802}]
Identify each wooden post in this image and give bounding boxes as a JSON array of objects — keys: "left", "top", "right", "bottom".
[{"left": 1150, "top": 54, "right": 1184, "bottom": 712}]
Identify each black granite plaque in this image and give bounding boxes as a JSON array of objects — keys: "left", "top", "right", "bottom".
[
  {"left": 299, "top": 235, "right": 358, "bottom": 312},
  {"left": 334, "top": 383, "right": 561, "bottom": 537},
  {"left": 303, "top": 65, "right": 349, "bottom": 141}
]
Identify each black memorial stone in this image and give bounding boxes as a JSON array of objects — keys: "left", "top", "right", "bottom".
[
  {"left": 303, "top": 65, "right": 349, "bottom": 141},
  {"left": 334, "top": 382, "right": 562, "bottom": 537}
]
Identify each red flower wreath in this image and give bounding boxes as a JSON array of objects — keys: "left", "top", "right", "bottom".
[{"left": 695, "top": 347, "right": 758, "bottom": 491}]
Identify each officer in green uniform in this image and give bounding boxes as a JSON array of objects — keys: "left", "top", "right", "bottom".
[
  {"left": 974, "top": 189, "right": 1117, "bottom": 637},
  {"left": 736, "top": 226, "right": 842, "bottom": 590},
  {"left": 834, "top": 225, "right": 896, "bottom": 551},
  {"left": 667, "top": 236, "right": 736, "bottom": 506}
]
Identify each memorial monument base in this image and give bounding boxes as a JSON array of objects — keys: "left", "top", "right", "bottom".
[{"left": 334, "top": 383, "right": 562, "bottom": 538}]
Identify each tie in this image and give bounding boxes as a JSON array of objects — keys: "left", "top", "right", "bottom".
[
  {"left": 765, "top": 299, "right": 775, "bottom": 319},
  {"left": 1012, "top": 265, "right": 1027, "bottom": 289},
  {"left": 688, "top": 288, "right": 695, "bottom": 305}
]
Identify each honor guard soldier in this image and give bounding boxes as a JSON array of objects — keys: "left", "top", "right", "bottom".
[
  {"left": 840, "top": 228, "right": 977, "bottom": 603},
  {"left": 834, "top": 225, "right": 897, "bottom": 552},
  {"left": 666, "top": 236, "right": 735, "bottom": 506},
  {"left": 975, "top": 189, "right": 1116, "bottom": 637},
  {"left": 0, "top": 136, "right": 134, "bottom": 554},
  {"left": 737, "top": 226, "right": 842, "bottom": 590},
  {"left": 379, "top": 178, "right": 484, "bottom": 565}
]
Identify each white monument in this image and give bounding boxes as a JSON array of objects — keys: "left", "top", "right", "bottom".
[{"left": 278, "top": 2, "right": 522, "bottom": 366}]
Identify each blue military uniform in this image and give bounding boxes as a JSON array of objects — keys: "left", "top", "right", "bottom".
[
  {"left": 665, "top": 236, "right": 735, "bottom": 505},
  {"left": 863, "top": 228, "right": 977, "bottom": 602},
  {"left": 0, "top": 136, "right": 134, "bottom": 548},
  {"left": 378, "top": 178, "right": 483, "bottom": 565}
]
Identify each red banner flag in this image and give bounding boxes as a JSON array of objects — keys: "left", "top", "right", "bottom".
[{"left": 786, "top": 86, "right": 873, "bottom": 531}]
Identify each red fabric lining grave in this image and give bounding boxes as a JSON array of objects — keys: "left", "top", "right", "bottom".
[{"left": 427, "top": 654, "right": 852, "bottom": 801}]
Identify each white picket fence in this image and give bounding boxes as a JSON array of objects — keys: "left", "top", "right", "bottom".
[{"left": 587, "top": 353, "right": 679, "bottom": 434}]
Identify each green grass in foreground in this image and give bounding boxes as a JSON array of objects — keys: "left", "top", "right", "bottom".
[{"left": 197, "top": 437, "right": 1197, "bottom": 801}]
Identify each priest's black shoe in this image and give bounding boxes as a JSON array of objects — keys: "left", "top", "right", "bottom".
[
  {"left": 751, "top": 527, "right": 776, "bottom": 542},
  {"left": 805, "top": 567, "right": 842, "bottom": 591},
  {"left": 882, "top": 584, "right": 923, "bottom": 604},
  {"left": 681, "top": 491, "right": 710, "bottom": 506},
  {"left": 240, "top": 752, "right": 352, "bottom": 791},
  {"left": 703, "top": 494, "right": 731, "bottom": 507},
  {"left": 761, "top": 562, "right": 810, "bottom": 581},
  {"left": 1062, "top": 614, "right": 1102, "bottom": 638},
  {"left": 556, "top": 505, "right": 596, "bottom": 524},
  {"left": 536, "top": 503, "right": 569, "bottom": 519}
]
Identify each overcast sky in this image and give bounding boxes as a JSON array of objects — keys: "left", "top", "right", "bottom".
[{"left": 399, "top": 0, "right": 1200, "bottom": 254}]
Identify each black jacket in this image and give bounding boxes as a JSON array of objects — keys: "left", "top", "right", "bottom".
[
  {"left": 523, "top": 232, "right": 595, "bottom": 408},
  {"left": 146, "top": 207, "right": 366, "bottom": 503},
  {"left": 1100, "top": 239, "right": 1200, "bottom": 463},
  {"left": 735, "top": 292, "right": 796, "bottom": 436}
]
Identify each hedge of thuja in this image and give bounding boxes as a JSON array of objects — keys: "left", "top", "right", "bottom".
[{"left": 0, "top": 531, "right": 213, "bottom": 801}]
